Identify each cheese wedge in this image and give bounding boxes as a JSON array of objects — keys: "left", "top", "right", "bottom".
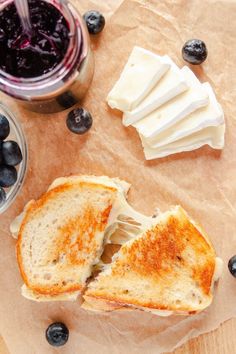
[
  {"left": 134, "top": 66, "right": 209, "bottom": 138},
  {"left": 142, "top": 124, "right": 225, "bottom": 160},
  {"left": 123, "top": 59, "right": 189, "bottom": 126},
  {"left": 107, "top": 46, "right": 170, "bottom": 111},
  {"left": 146, "top": 83, "right": 224, "bottom": 148}
]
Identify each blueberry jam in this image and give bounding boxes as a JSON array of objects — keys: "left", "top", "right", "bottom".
[{"left": 0, "top": 0, "right": 70, "bottom": 78}]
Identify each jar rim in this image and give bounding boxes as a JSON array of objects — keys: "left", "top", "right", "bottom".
[{"left": 0, "top": 0, "right": 86, "bottom": 97}]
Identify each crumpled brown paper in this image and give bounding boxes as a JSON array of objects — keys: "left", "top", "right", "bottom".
[{"left": 0, "top": 0, "right": 236, "bottom": 353}]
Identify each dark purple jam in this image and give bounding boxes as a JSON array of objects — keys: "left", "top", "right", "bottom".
[{"left": 0, "top": 0, "right": 70, "bottom": 78}]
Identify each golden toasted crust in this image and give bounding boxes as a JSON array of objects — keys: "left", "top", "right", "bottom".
[
  {"left": 18, "top": 181, "right": 116, "bottom": 225},
  {"left": 120, "top": 212, "right": 215, "bottom": 296},
  {"left": 84, "top": 294, "right": 198, "bottom": 314},
  {"left": 17, "top": 181, "right": 116, "bottom": 296},
  {"left": 85, "top": 207, "right": 216, "bottom": 312}
]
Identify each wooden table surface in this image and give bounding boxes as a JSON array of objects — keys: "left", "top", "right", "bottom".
[{"left": 1, "top": 318, "right": 236, "bottom": 353}]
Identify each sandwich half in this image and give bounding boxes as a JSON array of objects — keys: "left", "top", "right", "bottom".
[
  {"left": 13, "top": 175, "right": 153, "bottom": 302},
  {"left": 83, "top": 206, "right": 222, "bottom": 315}
]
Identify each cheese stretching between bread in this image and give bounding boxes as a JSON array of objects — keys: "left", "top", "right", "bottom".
[
  {"left": 83, "top": 206, "right": 222, "bottom": 315},
  {"left": 12, "top": 176, "right": 222, "bottom": 311}
]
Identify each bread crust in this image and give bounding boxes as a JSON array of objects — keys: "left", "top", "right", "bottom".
[
  {"left": 17, "top": 181, "right": 117, "bottom": 296},
  {"left": 84, "top": 206, "right": 217, "bottom": 313},
  {"left": 83, "top": 295, "right": 198, "bottom": 315}
]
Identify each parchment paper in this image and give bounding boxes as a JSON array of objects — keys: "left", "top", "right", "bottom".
[{"left": 0, "top": 0, "right": 236, "bottom": 353}]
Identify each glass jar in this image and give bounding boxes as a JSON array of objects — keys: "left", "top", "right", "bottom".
[
  {"left": 0, "top": 103, "right": 27, "bottom": 214},
  {"left": 0, "top": 0, "right": 94, "bottom": 113}
]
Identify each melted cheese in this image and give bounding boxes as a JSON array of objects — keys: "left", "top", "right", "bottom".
[
  {"left": 10, "top": 200, "right": 34, "bottom": 238},
  {"left": 213, "top": 257, "right": 223, "bottom": 283}
]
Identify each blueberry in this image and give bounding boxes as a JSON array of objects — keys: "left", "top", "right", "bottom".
[
  {"left": 83, "top": 10, "right": 105, "bottom": 35},
  {"left": 228, "top": 255, "right": 236, "bottom": 277},
  {"left": 0, "top": 165, "right": 17, "bottom": 187},
  {"left": 0, "top": 114, "right": 10, "bottom": 140},
  {"left": 66, "top": 108, "right": 93, "bottom": 135},
  {"left": 0, "top": 187, "right": 6, "bottom": 206},
  {"left": 182, "top": 39, "right": 208, "bottom": 65},
  {"left": 2, "top": 141, "right": 22, "bottom": 166},
  {"left": 46, "top": 322, "right": 69, "bottom": 347}
]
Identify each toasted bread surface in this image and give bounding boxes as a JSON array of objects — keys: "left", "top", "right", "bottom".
[
  {"left": 21, "top": 284, "right": 80, "bottom": 302},
  {"left": 17, "top": 180, "right": 117, "bottom": 296},
  {"left": 84, "top": 206, "right": 217, "bottom": 313}
]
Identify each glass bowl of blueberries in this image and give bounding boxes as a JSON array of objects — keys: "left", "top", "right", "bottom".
[{"left": 0, "top": 104, "right": 27, "bottom": 213}]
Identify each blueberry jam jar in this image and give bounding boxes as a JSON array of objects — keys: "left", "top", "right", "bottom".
[{"left": 0, "top": 0, "right": 94, "bottom": 113}]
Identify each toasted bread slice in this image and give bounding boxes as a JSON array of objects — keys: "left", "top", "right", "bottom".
[
  {"left": 83, "top": 206, "right": 222, "bottom": 315},
  {"left": 16, "top": 176, "right": 127, "bottom": 298},
  {"left": 15, "top": 175, "right": 154, "bottom": 301},
  {"left": 20, "top": 284, "right": 81, "bottom": 302}
]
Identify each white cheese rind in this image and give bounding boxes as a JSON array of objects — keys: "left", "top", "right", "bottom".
[
  {"left": 142, "top": 124, "right": 225, "bottom": 160},
  {"left": 146, "top": 82, "right": 224, "bottom": 148},
  {"left": 107, "top": 46, "right": 170, "bottom": 111},
  {"left": 134, "top": 66, "right": 209, "bottom": 138},
  {"left": 123, "top": 58, "right": 189, "bottom": 126}
]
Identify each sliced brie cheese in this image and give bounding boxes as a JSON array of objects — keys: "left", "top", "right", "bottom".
[
  {"left": 146, "top": 82, "right": 224, "bottom": 148},
  {"left": 133, "top": 66, "right": 209, "bottom": 139},
  {"left": 107, "top": 46, "right": 170, "bottom": 111},
  {"left": 142, "top": 124, "right": 225, "bottom": 160},
  {"left": 123, "top": 57, "right": 189, "bottom": 126}
]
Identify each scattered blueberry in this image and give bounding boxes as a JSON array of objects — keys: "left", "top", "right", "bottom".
[
  {"left": 0, "top": 114, "right": 10, "bottom": 140},
  {"left": 0, "top": 187, "right": 6, "bottom": 206},
  {"left": 2, "top": 141, "right": 22, "bottom": 166},
  {"left": 228, "top": 255, "right": 236, "bottom": 277},
  {"left": 46, "top": 322, "right": 69, "bottom": 347},
  {"left": 0, "top": 165, "right": 17, "bottom": 188},
  {"left": 83, "top": 10, "right": 105, "bottom": 35},
  {"left": 66, "top": 108, "right": 93, "bottom": 135},
  {"left": 182, "top": 39, "right": 208, "bottom": 65}
]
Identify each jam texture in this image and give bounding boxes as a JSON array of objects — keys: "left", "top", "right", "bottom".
[{"left": 0, "top": 0, "right": 70, "bottom": 78}]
